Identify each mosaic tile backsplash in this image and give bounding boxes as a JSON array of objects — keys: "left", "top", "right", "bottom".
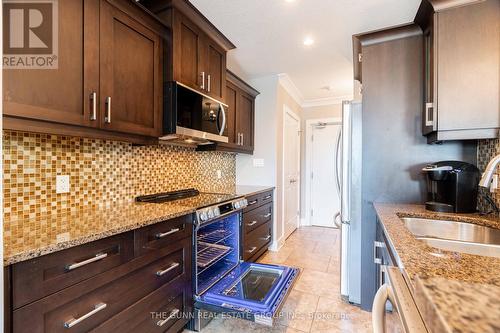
[
  {"left": 3, "top": 130, "right": 236, "bottom": 222},
  {"left": 477, "top": 138, "right": 500, "bottom": 212}
]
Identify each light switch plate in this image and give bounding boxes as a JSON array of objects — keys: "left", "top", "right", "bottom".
[
  {"left": 56, "top": 175, "right": 70, "bottom": 194},
  {"left": 253, "top": 159, "right": 265, "bottom": 167}
]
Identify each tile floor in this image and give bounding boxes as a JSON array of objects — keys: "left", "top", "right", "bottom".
[{"left": 186, "top": 226, "right": 373, "bottom": 333}]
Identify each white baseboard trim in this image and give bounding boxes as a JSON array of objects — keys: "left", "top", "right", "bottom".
[
  {"left": 300, "top": 217, "right": 309, "bottom": 227},
  {"left": 269, "top": 235, "right": 285, "bottom": 252}
]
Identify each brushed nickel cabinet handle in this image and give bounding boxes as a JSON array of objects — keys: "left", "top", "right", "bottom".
[
  {"left": 262, "top": 235, "right": 271, "bottom": 241},
  {"left": 263, "top": 213, "right": 272, "bottom": 218},
  {"left": 201, "top": 72, "right": 205, "bottom": 90},
  {"left": 263, "top": 195, "right": 272, "bottom": 200},
  {"left": 207, "top": 74, "right": 211, "bottom": 92},
  {"left": 155, "top": 228, "right": 180, "bottom": 239},
  {"left": 63, "top": 303, "right": 107, "bottom": 328},
  {"left": 248, "top": 200, "right": 258, "bottom": 206},
  {"left": 156, "top": 262, "right": 180, "bottom": 277},
  {"left": 247, "top": 247, "right": 257, "bottom": 253},
  {"left": 241, "top": 133, "right": 244, "bottom": 146},
  {"left": 65, "top": 253, "right": 108, "bottom": 271},
  {"left": 157, "top": 309, "right": 180, "bottom": 327},
  {"left": 247, "top": 221, "right": 257, "bottom": 226},
  {"left": 90, "top": 92, "right": 97, "bottom": 121},
  {"left": 104, "top": 97, "right": 111, "bottom": 124}
]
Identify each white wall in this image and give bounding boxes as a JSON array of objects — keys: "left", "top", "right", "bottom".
[
  {"left": 236, "top": 75, "right": 279, "bottom": 187},
  {"left": 236, "top": 75, "right": 304, "bottom": 250}
]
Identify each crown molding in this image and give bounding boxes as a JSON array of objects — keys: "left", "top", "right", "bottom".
[
  {"left": 277, "top": 73, "right": 304, "bottom": 106},
  {"left": 277, "top": 73, "right": 353, "bottom": 108},
  {"left": 302, "top": 95, "right": 353, "bottom": 108}
]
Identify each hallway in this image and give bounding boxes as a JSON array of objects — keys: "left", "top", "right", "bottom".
[{"left": 191, "top": 227, "right": 372, "bottom": 333}]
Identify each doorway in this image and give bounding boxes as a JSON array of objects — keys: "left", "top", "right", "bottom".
[
  {"left": 306, "top": 119, "right": 342, "bottom": 228},
  {"left": 283, "top": 106, "right": 301, "bottom": 240}
]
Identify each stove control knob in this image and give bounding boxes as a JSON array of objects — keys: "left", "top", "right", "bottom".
[
  {"left": 234, "top": 201, "right": 241, "bottom": 209},
  {"left": 207, "top": 208, "right": 215, "bottom": 219},
  {"left": 241, "top": 199, "right": 248, "bottom": 208},
  {"left": 199, "top": 211, "right": 208, "bottom": 222},
  {"left": 213, "top": 207, "right": 221, "bottom": 217}
]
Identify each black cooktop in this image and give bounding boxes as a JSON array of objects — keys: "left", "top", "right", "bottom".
[{"left": 135, "top": 188, "right": 200, "bottom": 203}]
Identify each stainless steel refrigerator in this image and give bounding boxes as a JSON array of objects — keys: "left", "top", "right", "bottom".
[{"left": 337, "top": 100, "right": 476, "bottom": 309}]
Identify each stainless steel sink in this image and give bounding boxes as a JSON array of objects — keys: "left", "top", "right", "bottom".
[{"left": 401, "top": 217, "right": 500, "bottom": 258}]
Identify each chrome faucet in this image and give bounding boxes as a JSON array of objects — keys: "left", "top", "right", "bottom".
[{"left": 479, "top": 154, "right": 500, "bottom": 189}]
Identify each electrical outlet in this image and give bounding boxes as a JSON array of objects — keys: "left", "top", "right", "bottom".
[
  {"left": 216, "top": 170, "right": 222, "bottom": 179},
  {"left": 56, "top": 175, "right": 70, "bottom": 194},
  {"left": 253, "top": 158, "right": 265, "bottom": 167}
]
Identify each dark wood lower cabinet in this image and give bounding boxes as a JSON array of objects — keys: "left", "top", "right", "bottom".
[
  {"left": 242, "top": 190, "right": 274, "bottom": 262},
  {"left": 7, "top": 216, "right": 194, "bottom": 333}
]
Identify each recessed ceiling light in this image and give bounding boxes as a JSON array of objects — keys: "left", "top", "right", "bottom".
[{"left": 303, "top": 36, "right": 314, "bottom": 46}]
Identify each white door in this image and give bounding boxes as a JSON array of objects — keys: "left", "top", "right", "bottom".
[
  {"left": 310, "top": 123, "right": 342, "bottom": 228},
  {"left": 283, "top": 108, "right": 300, "bottom": 239}
]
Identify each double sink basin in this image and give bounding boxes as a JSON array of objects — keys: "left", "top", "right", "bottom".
[{"left": 401, "top": 217, "right": 500, "bottom": 258}]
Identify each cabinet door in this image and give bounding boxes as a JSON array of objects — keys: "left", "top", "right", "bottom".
[
  {"left": 99, "top": 0, "right": 162, "bottom": 137},
  {"left": 173, "top": 12, "right": 203, "bottom": 91},
  {"left": 224, "top": 82, "right": 238, "bottom": 144},
  {"left": 236, "top": 92, "right": 255, "bottom": 152},
  {"left": 422, "top": 15, "right": 436, "bottom": 135},
  {"left": 205, "top": 39, "right": 226, "bottom": 101},
  {"left": 436, "top": 0, "right": 500, "bottom": 132},
  {"left": 3, "top": 0, "right": 99, "bottom": 128}
]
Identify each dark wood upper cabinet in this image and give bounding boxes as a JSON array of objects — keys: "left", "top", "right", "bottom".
[
  {"left": 141, "top": 0, "right": 235, "bottom": 103},
  {"left": 100, "top": 0, "right": 163, "bottom": 137},
  {"left": 205, "top": 40, "right": 226, "bottom": 101},
  {"left": 415, "top": 0, "right": 500, "bottom": 142},
  {"left": 3, "top": 0, "right": 99, "bottom": 128},
  {"left": 225, "top": 82, "right": 238, "bottom": 143},
  {"left": 237, "top": 92, "right": 255, "bottom": 152},
  {"left": 3, "top": 0, "right": 166, "bottom": 143},
  {"left": 173, "top": 12, "right": 203, "bottom": 91}
]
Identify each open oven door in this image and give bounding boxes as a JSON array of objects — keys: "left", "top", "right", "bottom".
[{"left": 195, "top": 262, "right": 300, "bottom": 327}]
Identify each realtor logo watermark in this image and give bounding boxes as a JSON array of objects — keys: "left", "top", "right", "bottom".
[{"left": 3, "top": 0, "right": 58, "bottom": 69}]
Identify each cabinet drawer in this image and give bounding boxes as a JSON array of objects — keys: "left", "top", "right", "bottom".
[
  {"left": 12, "top": 232, "right": 134, "bottom": 309},
  {"left": 243, "top": 221, "right": 272, "bottom": 261},
  {"left": 94, "top": 276, "right": 192, "bottom": 333},
  {"left": 135, "top": 214, "right": 192, "bottom": 256},
  {"left": 243, "top": 203, "right": 272, "bottom": 234},
  {"left": 13, "top": 238, "right": 190, "bottom": 333},
  {"left": 244, "top": 190, "right": 273, "bottom": 213}
]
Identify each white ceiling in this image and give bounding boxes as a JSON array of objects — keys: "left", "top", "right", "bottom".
[{"left": 190, "top": 0, "right": 421, "bottom": 104}]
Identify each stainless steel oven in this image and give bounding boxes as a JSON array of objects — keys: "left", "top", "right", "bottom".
[{"left": 160, "top": 81, "right": 228, "bottom": 145}]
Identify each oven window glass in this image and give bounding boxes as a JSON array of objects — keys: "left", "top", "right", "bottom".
[{"left": 223, "top": 268, "right": 282, "bottom": 302}]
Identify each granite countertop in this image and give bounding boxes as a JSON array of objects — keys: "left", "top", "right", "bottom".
[
  {"left": 4, "top": 186, "right": 274, "bottom": 266},
  {"left": 374, "top": 203, "right": 500, "bottom": 333}
]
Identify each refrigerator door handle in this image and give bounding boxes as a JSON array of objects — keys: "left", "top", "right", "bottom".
[
  {"left": 341, "top": 101, "right": 352, "bottom": 224},
  {"left": 334, "top": 129, "right": 342, "bottom": 196}
]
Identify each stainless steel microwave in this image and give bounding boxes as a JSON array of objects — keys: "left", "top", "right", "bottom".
[{"left": 160, "top": 82, "right": 228, "bottom": 145}]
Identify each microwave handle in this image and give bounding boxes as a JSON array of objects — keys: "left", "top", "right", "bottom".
[{"left": 219, "top": 104, "right": 226, "bottom": 136}]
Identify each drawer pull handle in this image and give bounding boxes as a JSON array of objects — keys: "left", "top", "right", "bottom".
[
  {"left": 156, "top": 262, "right": 180, "bottom": 277},
  {"left": 65, "top": 253, "right": 108, "bottom": 271},
  {"left": 263, "top": 213, "right": 272, "bottom": 218},
  {"left": 157, "top": 308, "right": 180, "bottom": 327},
  {"left": 64, "top": 303, "right": 107, "bottom": 328},
  {"left": 247, "top": 221, "right": 258, "bottom": 226},
  {"left": 155, "top": 228, "right": 180, "bottom": 239},
  {"left": 248, "top": 200, "right": 258, "bottom": 206},
  {"left": 262, "top": 235, "right": 271, "bottom": 241},
  {"left": 263, "top": 195, "right": 272, "bottom": 200},
  {"left": 247, "top": 247, "right": 257, "bottom": 253}
]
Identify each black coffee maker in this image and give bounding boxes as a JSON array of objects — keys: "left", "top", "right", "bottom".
[{"left": 423, "top": 161, "right": 480, "bottom": 213}]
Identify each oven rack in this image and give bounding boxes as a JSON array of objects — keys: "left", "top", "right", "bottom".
[
  {"left": 198, "top": 228, "right": 234, "bottom": 246},
  {"left": 197, "top": 242, "right": 232, "bottom": 269}
]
